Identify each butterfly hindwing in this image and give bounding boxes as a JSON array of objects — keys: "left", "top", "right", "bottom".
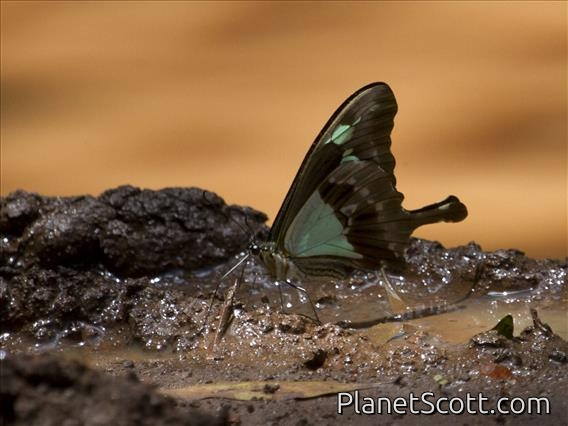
[{"left": 285, "top": 160, "right": 408, "bottom": 267}]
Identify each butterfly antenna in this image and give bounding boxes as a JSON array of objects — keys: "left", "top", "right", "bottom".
[
  {"left": 242, "top": 211, "right": 259, "bottom": 239},
  {"left": 201, "top": 190, "right": 251, "bottom": 238}
]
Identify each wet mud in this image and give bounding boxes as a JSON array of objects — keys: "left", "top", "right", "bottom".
[{"left": 1, "top": 186, "right": 567, "bottom": 425}]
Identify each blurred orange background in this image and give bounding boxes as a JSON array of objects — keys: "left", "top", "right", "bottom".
[{"left": 1, "top": 2, "right": 566, "bottom": 259}]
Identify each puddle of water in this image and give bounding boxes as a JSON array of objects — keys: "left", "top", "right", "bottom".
[
  {"left": 395, "top": 296, "right": 567, "bottom": 344},
  {"left": 221, "top": 264, "right": 567, "bottom": 345},
  {"left": 5, "top": 258, "right": 565, "bottom": 366},
  {"left": 39, "top": 291, "right": 566, "bottom": 375}
]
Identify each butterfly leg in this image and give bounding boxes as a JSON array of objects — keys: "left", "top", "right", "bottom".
[
  {"left": 380, "top": 267, "right": 408, "bottom": 314},
  {"left": 282, "top": 280, "right": 322, "bottom": 325},
  {"left": 276, "top": 281, "right": 286, "bottom": 315}
]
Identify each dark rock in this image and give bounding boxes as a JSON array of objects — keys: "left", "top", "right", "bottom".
[
  {"left": 1, "top": 185, "right": 268, "bottom": 276},
  {"left": 303, "top": 348, "right": 327, "bottom": 370},
  {"left": 0, "top": 190, "right": 43, "bottom": 237},
  {"left": 404, "top": 238, "right": 567, "bottom": 297},
  {"left": 470, "top": 329, "right": 511, "bottom": 348}
]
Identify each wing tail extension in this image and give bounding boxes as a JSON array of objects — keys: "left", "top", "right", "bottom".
[{"left": 408, "top": 195, "right": 467, "bottom": 228}]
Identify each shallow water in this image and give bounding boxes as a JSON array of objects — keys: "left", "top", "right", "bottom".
[
  {"left": 4, "top": 248, "right": 566, "bottom": 366},
  {"left": 43, "top": 277, "right": 566, "bottom": 377},
  {"left": 397, "top": 295, "right": 567, "bottom": 344},
  {"left": 195, "top": 253, "right": 567, "bottom": 344}
]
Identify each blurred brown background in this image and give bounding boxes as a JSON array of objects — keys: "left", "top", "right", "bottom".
[{"left": 1, "top": 2, "right": 566, "bottom": 259}]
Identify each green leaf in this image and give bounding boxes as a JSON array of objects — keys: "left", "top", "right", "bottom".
[{"left": 492, "top": 314, "right": 514, "bottom": 339}]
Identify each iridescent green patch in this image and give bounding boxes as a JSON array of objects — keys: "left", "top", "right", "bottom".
[
  {"left": 341, "top": 155, "right": 359, "bottom": 163},
  {"left": 324, "top": 123, "right": 353, "bottom": 145},
  {"left": 285, "top": 191, "right": 361, "bottom": 259}
]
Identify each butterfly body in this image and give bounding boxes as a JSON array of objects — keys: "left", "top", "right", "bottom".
[{"left": 251, "top": 82, "right": 467, "bottom": 281}]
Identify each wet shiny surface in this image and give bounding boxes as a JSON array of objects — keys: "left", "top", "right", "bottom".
[{"left": 3, "top": 240, "right": 566, "bottom": 425}]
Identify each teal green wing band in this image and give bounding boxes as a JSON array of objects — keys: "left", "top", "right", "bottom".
[
  {"left": 284, "top": 189, "right": 364, "bottom": 259},
  {"left": 284, "top": 160, "right": 408, "bottom": 265}
]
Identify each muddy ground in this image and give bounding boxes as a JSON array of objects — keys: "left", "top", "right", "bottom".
[{"left": 1, "top": 186, "right": 567, "bottom": 425}]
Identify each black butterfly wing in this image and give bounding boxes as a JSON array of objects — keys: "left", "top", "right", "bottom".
[
  {"left": 270, "top": 82, "right": 397, "bottom": 243},
  {"left": 270, "top": 82, "right": 466, "bottom": 274}
]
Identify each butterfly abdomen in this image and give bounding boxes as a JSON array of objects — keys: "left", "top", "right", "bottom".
[
  {"left": 258, "top": 243, "right": 301, "bottom": 281},
  {"left": 407, "top": 195, "right": 468, "bottom": 229}
]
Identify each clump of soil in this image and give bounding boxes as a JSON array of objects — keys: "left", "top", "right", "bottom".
[
  {"left": 1, "top": 353, "right": 224, "bottom": 426},
  {"left": 1, "top": 185, "right": 267, "bottom": 276},
  {"left": 1, "top": 186, "right": 566, "bottom": 425}
]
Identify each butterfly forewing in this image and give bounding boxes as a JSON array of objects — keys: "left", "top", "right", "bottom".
[{"left": 270, "top": 83, "right": 399, "bottom": 250}]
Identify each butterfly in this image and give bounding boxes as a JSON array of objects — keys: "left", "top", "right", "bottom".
[
  {"left": 208, "top": 82, "right": 468, "bottom": 338},
  {"left": 247, "top": 82, "right": 467, "bottom": 282}
]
